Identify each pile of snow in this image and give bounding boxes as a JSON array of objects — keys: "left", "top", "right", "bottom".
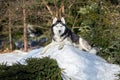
[
  {"left": 0, "top": 50, "right": 27, "bottom": 65},
  {"left": 20, "top": 45, "right": 120, "bottom": 80},
  {"left": 0, "top": 45, "right": 120, "bottom": 80}
]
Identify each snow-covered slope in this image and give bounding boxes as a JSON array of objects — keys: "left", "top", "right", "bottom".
[
  {"left": 20, "top": 45, "right": 120, "bottom": 80},
  {"left": 0, "top": 50, "right": 27, "bottom": 65},
  {"left": 0, "top": 45, "right": 120, "bottom": 80}
]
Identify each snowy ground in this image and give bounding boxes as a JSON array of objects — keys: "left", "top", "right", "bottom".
[
  {"left": 0, "top": 50, "right": 27, "bottom": 65},
  {"left": 0, "top": 45, "right": 120, "bottom": 80}
]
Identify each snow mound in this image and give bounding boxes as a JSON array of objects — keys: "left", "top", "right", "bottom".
[
  {"left": 20, "top": 45, "right": 120, "bottom": 80},
  {"left": 0, "top": 50, "right": 27, "bottom": 65}
]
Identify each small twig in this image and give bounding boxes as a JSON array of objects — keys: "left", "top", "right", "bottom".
[
  {"left": 72, "top": 13, "right": 79, "bottom": 32},
  {"left": 68, "top": 0, "right": 75, "bottom": 9},
  {"left": 42, "top": 0, "right": 54, "bottom": 19}
]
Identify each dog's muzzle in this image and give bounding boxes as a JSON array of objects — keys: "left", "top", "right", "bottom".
[{"left": 59, "top": 30, "right": 61, "bottom": 33}]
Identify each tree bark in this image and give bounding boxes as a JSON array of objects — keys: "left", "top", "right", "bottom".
[
  {"left": 23, "top": 1, "right": 28, "bottom": 52},
  {"left": 8, "top": 7, "right": 12, "bottom": 51}
]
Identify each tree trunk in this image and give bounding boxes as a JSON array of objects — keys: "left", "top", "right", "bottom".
[
  {"left": 8, "top": 8, "right": 12, "bottom": 51},
  {"left": 23, "top": 2, "right": 28, "bottom": 52}
]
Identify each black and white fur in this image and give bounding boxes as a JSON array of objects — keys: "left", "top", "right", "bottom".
[{"left": 41, "top": 17, "right": 97, "bottom": 54}]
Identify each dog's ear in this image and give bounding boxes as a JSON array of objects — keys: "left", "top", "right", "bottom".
[
  {"left": 61, "top": 17, "right": 65, "bottom": 24},
  {"left": 53, "top": 17, "right": 57, "bottom": 24}
]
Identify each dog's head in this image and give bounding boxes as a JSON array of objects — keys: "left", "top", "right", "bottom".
[{"left": 51, "top": 17, "right": 66, "bottom": 36}]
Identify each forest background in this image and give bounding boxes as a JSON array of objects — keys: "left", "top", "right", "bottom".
[{"left": 0, "top": 0, "right": 120, "bottom": 65}]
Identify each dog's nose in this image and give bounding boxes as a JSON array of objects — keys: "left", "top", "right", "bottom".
[{"left": 59, "top": 30, "right": 61, "bottom": 33}]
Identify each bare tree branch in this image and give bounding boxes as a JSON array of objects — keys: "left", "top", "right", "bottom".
[
  {"left": 42, "top": 0, "right": 54, "bottom": 19},
  {"left": 72, "top": 13, "right": 79, "bottom": 31},
  {"left": 68, "top": 0, "right": 75, "bottom": 9},
  {"left": 54, "top": 0, "right": 58, "bottom": 17},
  {"left": 61, "top": 2, "right": 64, "bottom": 17}
]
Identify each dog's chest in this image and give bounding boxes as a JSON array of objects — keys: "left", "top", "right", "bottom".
[{"left": 53, "top": 35, "right": 63, "bottom": 42}]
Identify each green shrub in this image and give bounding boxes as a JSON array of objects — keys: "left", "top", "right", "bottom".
[
  {"left": 98, "top": 40, "right": 120, "bottom": 64},
  {"left": 0, "top": 57, "right": 62, "bottom": 80}
]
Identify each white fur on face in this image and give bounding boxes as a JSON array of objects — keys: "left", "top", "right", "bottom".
[{"left": 53, "top": 23, "right": 66, "bottom": 36}]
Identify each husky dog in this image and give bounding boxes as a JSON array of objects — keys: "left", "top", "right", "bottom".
[{"left": 41, "top": 17, "right": 97, "bottom": 54}]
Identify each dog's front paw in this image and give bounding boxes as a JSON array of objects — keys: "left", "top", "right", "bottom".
[{"left": 58, "top": 45, "right": 64, "bottom": 50}]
